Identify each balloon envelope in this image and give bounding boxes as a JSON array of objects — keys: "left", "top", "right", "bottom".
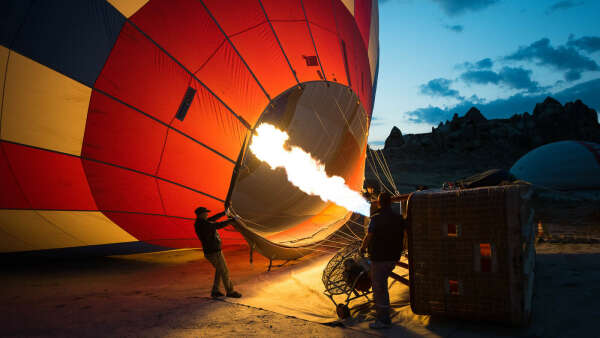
[
  {"left": 510, "top": 141, "right": 600, "bottom": 190},
  {"left": 0, "top": 0, "right": 378, "bottom": 255}
]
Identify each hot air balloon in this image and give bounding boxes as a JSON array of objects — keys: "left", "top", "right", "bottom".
[
  {"left": 510, "top": 141, "right": 600, "bottom": 190},
  {"left": 0, "top": 0, "right": 379, "bottom": 259}
]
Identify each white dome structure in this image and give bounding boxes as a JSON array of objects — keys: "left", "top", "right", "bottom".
[{"left": 510, "top": 141, "right": 600, "bottom": 190}]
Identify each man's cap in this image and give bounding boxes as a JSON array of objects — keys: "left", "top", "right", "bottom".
[{"left": 195, "top": 206, "right": 210, "bottom": 214}]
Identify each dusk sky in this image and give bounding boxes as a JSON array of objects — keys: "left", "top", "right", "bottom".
[{"left": 369, "top": 0, "right": 600, "bottom": 146}]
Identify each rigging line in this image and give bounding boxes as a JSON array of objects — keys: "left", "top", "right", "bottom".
[
  {"left": 371, "top": 148, "right": 392, "bottom": 186},
  {"left": 344, "top": 221, "right": 362, "bottom": 240},
  {"left": 300, "top": 0, "right": 327, "bottom": 82},
  {"left": 311, "top": 243, "right": 345, "bottom": 249},
  {"left": 319, "top": 234, "right": 352, "bottom": 244},
  {"left": 335, "top": 229, "right": 360, "bottom": 241},
  {"left": 377, "top": 149, "right": 398, "bottom": 192},
  {"left": 320, "top": 237, "right": 352, "bottom": 246},
  {"left": 338, "top": 230, "right": 360, "bottom": 243},
  {"left": 331, "top": 94, "right": 355, "bottom": 137},
  {"left": 376, "top": 149, "right": 397, "bottom": 192},
  {"left": 339, "top": 223, "right": 362, "bottom": 238},
  {"left": 380, "top": 154, "right": 399, "bottom": 195},
  {"left": 332, "top": 88, "right": 368, "bottom": 140},
  {"left": 366, "top": 149, "right": 393, "bottom": 194},
  {"left": 326, "top": 231, "right": 355, "bottom": 242},
  {"left": 301, "top": 246, "right": 336, "bottom": 254},
  {"left": 257, "top": 0, "right": 300, "bottom": 85},
  {"left": 198, "top": 0, "right": 271, "bottom": 101},
  {"left": 229, "top": 212, "right": 272, "bottom": 230},
  {"left": 371, "top": 148, "right": 397, "bottom": 193},
  {"left": 223, "top": 206, "right": 258, "bottom": 227},
  {"left": 309, "top": 105, "right": 331, "bottom": 137},
  {"left": 348, "top": 219, "right": 369, "bottom": 233}
]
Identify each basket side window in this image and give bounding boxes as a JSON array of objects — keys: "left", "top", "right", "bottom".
[
  {"left": 446, "top": 279, "right": 461, "bottom": 295},
  {"left": 444, "top": 223, "right": 461, "bottom": 237},
  {"left": 474, "top": 243, "right": 496, "bottom": 272}
]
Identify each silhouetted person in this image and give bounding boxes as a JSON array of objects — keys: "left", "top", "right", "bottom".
[
  {"left": 360, "top": 192, "right": 405, "bottom": 329},
  {"left": 194, "top": 207, "right": 241, "bottom": 298}
]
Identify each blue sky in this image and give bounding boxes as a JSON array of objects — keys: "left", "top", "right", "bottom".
[{"left": 369, "top": 0, "right": 600, "bottom": 146}]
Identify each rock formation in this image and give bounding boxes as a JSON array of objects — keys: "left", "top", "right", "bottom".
[{"left": 367, "top": 97, "right": 600, "bottom": 192}]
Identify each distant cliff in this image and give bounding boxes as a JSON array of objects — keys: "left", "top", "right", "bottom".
[{"left": 367, "top": 97, "right": 600, "bottom": 191}]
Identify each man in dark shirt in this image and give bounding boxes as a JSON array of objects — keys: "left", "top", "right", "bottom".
[
  {"left": 194, "top": 206, "right": 241, "bottom": 298},
  {"left": 360, "top": 192, "right": 405, "bottom": 329}
]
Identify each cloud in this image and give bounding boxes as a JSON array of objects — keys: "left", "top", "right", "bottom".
[
  {"left": 497, "top": 67, "right": 542, "bottom": 92},
  {"left": 407, "top": 78, "right": 600, "bottom": 124},
  {"left": 460, "top": 70, "right": 501, "bottom": 85},
  {"left": 545, "top": 1, "right": 584, "bottom": 14},
  {"left": 457, "top": 58, "right": 494, "bottom": 70},
  {"left": 567, "top": 36, "right": 600, "bottom": 53},
  {"left": 431, "top": 0, "right": 499, "bottom": 16},
  {"left": 505, "top": 38, "right": 599, "bottom": 81},
  {"left": 419, "top": 78, "right": 463, "bottom": 98},
  {"left": 460, "top": 66, "right": 542, "bottom": 92},
  {"left": 444, "top": 24, "right": 464, "bottom": 33}
]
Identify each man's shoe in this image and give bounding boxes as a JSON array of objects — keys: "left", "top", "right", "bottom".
[
  {"left": 226, "top": 291, "right": 242, "bottom": 298},
  {"left": 211, "top": 290, "right": 224, "bottom": 298},
  {"left": 369, "top": 320, "right": 391, "bottom": 329}
]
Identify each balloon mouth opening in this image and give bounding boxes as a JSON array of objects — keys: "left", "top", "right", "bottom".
[{"left": 228, "top": 81, "right": 369, "bottom": 246}]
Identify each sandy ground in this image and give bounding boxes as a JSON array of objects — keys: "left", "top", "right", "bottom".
[
  {"left": 1, "top": 248, "right": 366, "bottom": 337},
  {"left": 1, "top": 186, "right": 598, "bottom": 337},
  {"left": 2, "top": 240, "right": 600, "bottom": 337}
]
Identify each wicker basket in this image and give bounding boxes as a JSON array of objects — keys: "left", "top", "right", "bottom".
[{"left": 407, "top": 185, "right": 535, "bottom": 325}]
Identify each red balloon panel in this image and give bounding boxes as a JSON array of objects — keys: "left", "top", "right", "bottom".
[
  {"left": 229, "top": 22, "right": 298, "bottom": 98},
  {"left": 82, "top": 160, "right": 164, "bottom": 214},
  {"left": 202, "top": 0, "right": 266, "bottom": 37},
  {"left": 169, "top": 79, "right": 246, "bottom": 161},
  {"left": 261, "top": 0, "right": 305, "bottom": 20},
  {"left": 195, "top": 42, "right": 269, "bottom": 127},
  {"left": 83, "top": 90, "right": 168, "bottom": 175},
  {"left": 3, "top": 142, "right": 97, "bottom": 211},
  {"left": 310, "top": 23, "right": 349, "bottom": 85},
  {"left": 0, "top": 143, "right": 31, "bottom": 209},
  {"left": 303, "top": 0, "right": 337, "bottom": 33},
  {"left": 156, "top": 131, "right": 235, "bottom": 201},
  {"left": 94, "top": 23, "right": 192, "bottom": 125},
  {"left": 157, "top": 180, "right": 224, "bottom": 219},
  {"left": 103, "top": 212, "right": 191, "bottom": 242},
  {"left": 130, "top": 0, "right": 225, "bottom": 73},
  {"left": 270, "top": 21, "right": 324, "bottom": 83},
  {"left": 332, "top": 1, "right": 372, "bottom": 114},
  {"left": 354, "top": 0, "right": 372, "bottom": 49}
]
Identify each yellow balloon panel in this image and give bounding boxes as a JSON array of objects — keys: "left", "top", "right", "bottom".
[
  {"left": 342, "top": 0, "right": 355, "bottom": 16},
  {"left": 38, "top": 211, "right": 138, "bottom": 246},
  {"left": 107, "top": 0, "right": 150, "bottom": 18},
  {"left": 0, "top": 51, "right": 91, "bottom": 156},
  {"left": 0, "top": 210, "right": 138, "bottom": 253},
  {"left": 0, "top": 210, "right": 86, "bottom": 252}
]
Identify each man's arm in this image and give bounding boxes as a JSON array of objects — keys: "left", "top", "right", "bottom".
[
  {"left": 207, "top": 211, "right": 226, "bottom": 222},
  {"left": 214, "top": 217, "right": 236, "bottom": 229}
]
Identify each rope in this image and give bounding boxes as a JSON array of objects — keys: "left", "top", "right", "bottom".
[
  {"left": 366, "top": 148, "right": 394, "bottom": 194},
  {"left": 375, "top": 149, "right": 399, "bottom": 193}
]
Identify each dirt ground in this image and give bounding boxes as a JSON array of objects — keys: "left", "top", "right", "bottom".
[
  {"left": 1, "top": 240, "right": 600, "bottom": 337},
  {"left": 1, "top": 188, "right": 598, "bottom": 337}
]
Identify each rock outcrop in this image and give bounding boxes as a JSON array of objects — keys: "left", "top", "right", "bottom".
[{"left": 368, "top": 97, "right": 600, "bottom": 191}]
